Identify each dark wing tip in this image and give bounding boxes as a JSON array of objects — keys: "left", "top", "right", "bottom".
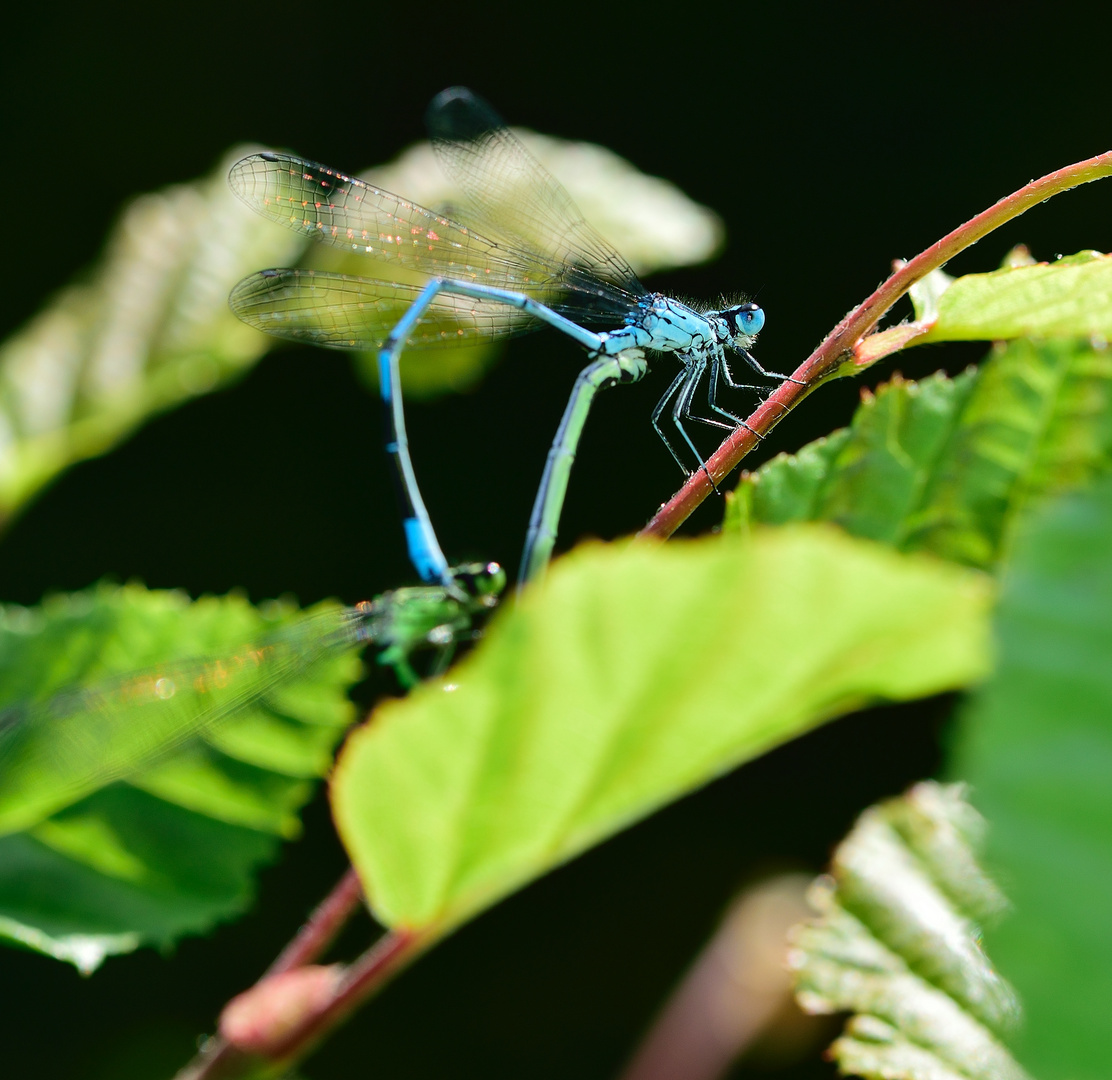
[
  {"left": 425, "top": 86, "right": 505, "bottom": 143},
  {"left": 228, "top": 268, "right": 295, "bottom": 318},
  {"left": 228, "top": 152, "right": 279, "bottom": 197}
]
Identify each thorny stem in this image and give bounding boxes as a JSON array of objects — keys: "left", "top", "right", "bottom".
[{"left": 640, "top": 149, "right": 1112, "bottom": 541}]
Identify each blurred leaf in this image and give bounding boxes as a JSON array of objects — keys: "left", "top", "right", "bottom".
[
  {"left": 950, "top": 473, "right": 1112, "bottom": 1080},
  {"left": 790, "top": 782, "right": 1026, "bottom": 1080},
  {"left": 907, "top": 267, "right": 957, "bottom": 325},
  {"left": 0, "top": 583, "right": 361, "bottom": 970},
  {"left": 727, "top": 338, "right": 1112, "bottom": 569},
  {"left": 356, "top": 340, "right": 507, "bottom": 401},
  {"left": 333, "top": 526, "right": 991, "bottom": 933},
  {"left": 0, "top": 148, "right": 309, "bottom": 526}
]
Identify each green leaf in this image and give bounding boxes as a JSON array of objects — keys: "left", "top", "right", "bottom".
[
  {"left": 0, "top": 583, "right": 361, "bottom": 970},
  {"left": 950, "top": 473, "right": 1112, "bottom": 1080},
  {"left": 332, "top": 526, "right": 991, "bottom": 933},
  {"left": 0, "top": 149, "right": 309, "bottom": 525},
  {"left": 0, "top": 790, "right": 280, "bottom": 973},
  {"left": 918, "top": 250, "right": 1112, "bottom": 343},
  {"left": 789, "top": 782, "right": 1027, "bottom": 1080},
  {"left": 727, "top": 338, "right": 1112, "bottom": 569}
]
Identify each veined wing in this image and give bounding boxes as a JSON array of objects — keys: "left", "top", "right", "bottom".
[
  {"left": 0, "top": 606, "right": 368, "bottom": 833},
  {"left": 425, "top": 87, "right": 647, "bottom": 316},
  {"left": 230, "top": 153, "right": 559, "bottom": 303},
  {"left": 229, "top": 268, "right": 540, "bottom": 350},
  {"left": 228, "top": 152, "right": 639, "bottom": 327}
]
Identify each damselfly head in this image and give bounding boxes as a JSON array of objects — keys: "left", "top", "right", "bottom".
[
  {"left": 720, "top": 302, "right": 765, "bottom": 349},
  {"left": 446, "top": 562, "right": 507, "bottom": 609}
]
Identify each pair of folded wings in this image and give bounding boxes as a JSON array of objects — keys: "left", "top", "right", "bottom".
[{"left": 229, "top": 91, "right": 647, "bottom": 351}]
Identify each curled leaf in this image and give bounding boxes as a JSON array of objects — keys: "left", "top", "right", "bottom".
[{"left": 789, "top": 782, "right": 1027, "bottom": 1080}]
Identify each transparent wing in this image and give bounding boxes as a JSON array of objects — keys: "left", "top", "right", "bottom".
[
  {"left": 0, "top": 606, "right": 368, "bottom": 817},
  {"left": 232, "top": 153, "right": 592, "bottom": 308},
  {"left": 425, "top": 87, "right": 647, "bottom": 315},
  {"left": 228, "top": 150, "right": 641, "bottom": 327},
  {"left": 229, "top": 268, "right": 540, "bottom": 350}
]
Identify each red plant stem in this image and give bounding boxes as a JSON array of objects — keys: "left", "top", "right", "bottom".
[
  {"left": 265, "top": 926, "right": 424, "bottom": 1061},
  {"left": 265, "top": 866, "right": 365, "bottom": 977},
  {"left": 639, "top": 149, "right": 1112, "bottom": 541},
  {"left": 173, "top": 867, "right": 364, "bottom": 1077},
  {"left": 175, "top": 927, "right": 426, "bottom": 1080}
]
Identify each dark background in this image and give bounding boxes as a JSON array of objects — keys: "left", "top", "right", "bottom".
[{"left": 1, "top": 2, "right": 1109, "bottom": 1077}]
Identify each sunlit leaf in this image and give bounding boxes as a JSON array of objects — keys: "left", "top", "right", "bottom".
[
  {"left": 854, "top": 250, "right": 1112, "bottom": 366},
  {"left": 918, "top": 250, "right": 1112, "bottom": 343},
  {"left": 333, "top": 527, "right": 991, "bottom": 933}
]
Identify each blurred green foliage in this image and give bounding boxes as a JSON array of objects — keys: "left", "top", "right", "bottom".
[
  {"left": 0, "top": 583, "right": 359, "bottom": 970},
  {"left": 952, "top": 474, "right": 1112, "bottom": 1080}
]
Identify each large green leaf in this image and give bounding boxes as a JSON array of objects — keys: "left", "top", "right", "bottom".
[
  {"left": 950, "top": 473, "right": 1112, "bottom": 1080},
  {"left": 333, "top": 526, "right": 991, "bottom": 933},
  {"left": 0, "top": 583, "right": 361, "bottom": 970},
  {"left": 790, "top": 782, "right": 1026, "bottom": 1080},
  {"left": 726, "top": 338, "right": 1112, "bottom": 569}
]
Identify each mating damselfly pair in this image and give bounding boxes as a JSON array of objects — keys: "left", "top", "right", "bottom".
[
  {"left": 229, "top": 86, "right": 796, "bottom": 589},
  {"left": 0, "top": 88, "right": 795, "bottom": 821}
]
